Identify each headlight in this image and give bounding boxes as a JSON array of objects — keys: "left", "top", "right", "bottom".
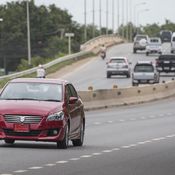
[{"left": 47, "top": 111, "right": 64, "bottom": 121}]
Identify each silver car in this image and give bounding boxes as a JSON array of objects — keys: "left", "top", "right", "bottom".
[
  {"left": 132, "top": 61, "right": 160, "bottom": 86},
  {"left": 106, "top": 57, "right": 131, "bottom": 78},
  {"left": 146, "top": 37, "right": 162, "bottom": 56}
]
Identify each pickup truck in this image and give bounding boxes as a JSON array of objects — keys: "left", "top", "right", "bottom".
[{"left": 156, "top": 54, "right": 175, "bottom": 73}]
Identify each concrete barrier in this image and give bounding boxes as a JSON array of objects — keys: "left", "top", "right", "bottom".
[{"left": 78, "top": 81, "right": 175, "bottom": 111}]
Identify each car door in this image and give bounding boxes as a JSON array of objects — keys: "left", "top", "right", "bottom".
[{"left": 65, "top": 84, "right": 81, "bottom": 136}]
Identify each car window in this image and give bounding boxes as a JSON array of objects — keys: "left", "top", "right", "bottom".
[
  {"left": 136, "top": 36, "right": 147, "bottom": 41},
  {"left": 110, "top": 59, "right": 126, "bottom": 63},
  {"left": 172, "top": 37, "right": 175, "bottom": 42},
  {"left": 0, "top": 82, "right": 63, "bottom": 102},
  {"left": 68, "top": 84, "right": 78, "bottom": 97},
  {"left": 134, "top": 64, "right": 154, "bottom": 72}
]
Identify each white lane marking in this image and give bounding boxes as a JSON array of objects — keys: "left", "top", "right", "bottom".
[
  {"left": 92, "top": 152, "right": 102, "bottom": 156},
  {"left": 107, "top": 121, "right": 113, "bottom": 123},
  {"left": 69, "top": 158, "right": 80, "bottom": 161},
  {"left": 137, "top": 141, "right": 148, "bottom": 145},
  {"left": 94, "top": 122, "right": 101, "bottom": 125},
  {"left": 158, "top": 114, "right": 164, "bottom": 117},
  {"left": 28, "top": 167, "right": 43, "bottom": 170},
  {"left": 166, "top": 134, "right": 175, "bottom": 138},
  {"left": 167, "top": 113, "right": 172, "bottom": 116},
  {"left": 56, "top": 161, "right": 68, "bottom": 164},
  {"left": 152, "top": 137, "right": 165, "bottom": 141},
  {"left": 112, "top": 148, "right": 120, "bottom": 151},
  {"left": 140, "top": 117, "right": 146, "bottom": 120},
  {"left": 121, "top": 145, "right": 132, "bottom": 149},
  {"left": 128, "top": 144, "right": 137, "bottom": 147},
  {"left": 45, "top": 164, "right": 56, "bottom": 167},
  {"left": 149, "top": 115, "right": 156, "bottom": 118},
  {"left": 80, "top": 155, "right": 92, "bottom": 158},
  {"left": 13, "top": 170, "right": 28, "bottom": 173},
  {"left": 0, "top": 174, "right": 13, "bottom": 175},
  {"left": 119, "top": 119, "right": 125, "bottom": 122},
  {"left": 102, "top": 150, "right": 113, "bottom": 153}
]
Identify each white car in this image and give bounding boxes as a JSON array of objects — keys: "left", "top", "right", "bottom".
[
  {"left": 106, "top": 57, "right": 131, "bottom": 78},
  {"left": 146, "top": 37, "right": 162, "bottom": 56}
]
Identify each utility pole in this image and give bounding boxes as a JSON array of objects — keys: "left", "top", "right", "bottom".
[
  {"left": 84, "top": 0, "right": 87, "bottom": 42},
  {"left": 99, "top": 0, "right": 102, "bottom": 35},
  {"left": 26, "top": 0, "right": 31, "bottom": 66},
  {"left": 92, "top": 0, "right": 95, "bottom": 38},
  {"left": 112, "top": 0, "right": 115, "bottom": 34},
  {"left": 122, "top": 0, "right": 125, "bottom": 38},
  {"left": 106, "top": 0, "right": 108, "bottom": 35},
  {"left": 117, "top": 0, "right": 120, "bottom": 35}
]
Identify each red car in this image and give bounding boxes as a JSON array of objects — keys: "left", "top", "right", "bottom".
[{"left": 0, "top": 78, "right": 85, "bottom": 149}]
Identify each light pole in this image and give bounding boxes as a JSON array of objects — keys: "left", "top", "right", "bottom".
[
  {"left": 134, "top": 2, "right": 147, "bottom": 26},
  {"left": 117, "top": 0, "right": 120, "bottom": 34},
  {"left": 92, "top": 0, "right": 95, "bottom": 38},
  {"left": 137, "top": 9, "right": 149, "bottom": 27},
  {"left": 99, "top": 0, "right": 102, "bottom": 35},
  {"left": 0, "top": 18, "right": 4, "bottom": 73},
  {"left": 84, "top": 0, "right": 87, "bottom": 42},
  {"left": 26, "top": 0, "right": 31, "bottom": 66},
  {"left": 106, "top": 0, "right": 109, "bottom": 35},
  {"left": 122, "top": 0, "right": 125, "bottom": 38},
  {"left": 112, "top": 0, "right": 115, "bottom": 34}
]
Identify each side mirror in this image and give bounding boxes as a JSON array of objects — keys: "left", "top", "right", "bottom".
[{"left": 69, "top": 97, "right": 78, "bottom": 104}]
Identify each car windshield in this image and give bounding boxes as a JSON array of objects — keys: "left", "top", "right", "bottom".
[
  {"left": 134, "top": 64, "right": 154, "bottom": 72},
  {"left": 110, "top": 59, "right": 126, "bottom": 63},
  {"left": 0, "top": 82, "right": 63, "bottom": 102}
]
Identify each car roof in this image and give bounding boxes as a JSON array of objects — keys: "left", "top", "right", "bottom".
[{"left": 9, "top": 78, "right": 69, "bottom": 85}]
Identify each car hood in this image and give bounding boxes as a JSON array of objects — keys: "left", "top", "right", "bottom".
[{"left": 0, "top": 100, "right": 64, "bottom": 116}]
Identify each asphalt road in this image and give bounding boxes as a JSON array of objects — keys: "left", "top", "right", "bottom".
[
  {"left": 0, "top": 97, "right": 175, "bottom": 175},
  {"left": 1, "top": 43, "right": 175, "bottom": 175},
  {"left": 62, "top": 42, "right": 175, "bottom": 91}
]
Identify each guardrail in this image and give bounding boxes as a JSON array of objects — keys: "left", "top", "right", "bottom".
[
  {"left": 78, "top": 81, "right": 175, "bottom": 111},
  {"left": 0, "top": 35, "right": 122, "bottom": 81}
]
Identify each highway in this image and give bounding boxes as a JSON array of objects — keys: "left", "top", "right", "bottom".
[
  {"left": 1, "top": 43, "right": 175, "bottom": 175},
  {"left": 62, "top": 42, "right": 174, "bottom": 91}
]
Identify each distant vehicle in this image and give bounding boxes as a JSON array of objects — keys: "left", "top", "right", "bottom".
[
  {"left": 106, "top": 57, "right": 131, "bottom": 78},
  {"left": 171, "top": 32, "right": 175, "bottom": 53},
  {"left": 160, "top": 30, "right": 172, "bottom": 42},
  {"left": 0, "top": 78, "right": 85, "bottom": 149},
  {"left": 133, "top": 34, "right": 149, "bottom": 53},
  {"left": 156, "top": 54, "right": 175, "bottom": 73},
  {"left": 132, "top": 61, "right": 160, "bottom": 86},
  {"left": 146, "top": 37, "right": 162, "bottom": 56}
]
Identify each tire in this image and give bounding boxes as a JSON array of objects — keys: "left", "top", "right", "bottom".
[
  {"left": 72, "top": 121, "right": 85, "bottom": 147},
  {"left": 171, "top": 50, "right": 173, "bottom": 54},
  {"left": 57, "top": 124, "right": 69, "bottom": 149},
  {"left": 132, "top": 82, "right": 138, "bottom": 86},
  {"left": 126, "top": 73, "right": 131, "bottom": 78},
  {"left": 107, "top": 73, "right": 111, "bottom": 78},
  {"left": 4, "top": 139, "right": 15, "bottom": 144},
  {"left": 133, "top": 49, "right": 136, "bottom": 53}
]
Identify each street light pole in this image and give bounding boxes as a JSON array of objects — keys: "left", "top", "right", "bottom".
[
  {"left": 106, "top": 0, "right": 108, "bottom": 35},
  {"left": 122, "top": 0, "right": 125, "bottom": 38},
  {"left": 112, "top": 0, "right": 115, "bottom": 34},
  {"left": 137, "top": 9, "right": 149, "bottom": 27},
  {"left": 26, "top": 0, "right": 31, "bottom": 66},
  {"left": 84, "top": 0, "right": 87, "bottom": 42},
  {"left": 92, "top": 0, "right": 95, "bottom": 38},
  {"left": 117, "top": 0, "right": 120, "bottom": 34},
  {"left": 99, "top": 0, "right": 102, "bottom": 35}
]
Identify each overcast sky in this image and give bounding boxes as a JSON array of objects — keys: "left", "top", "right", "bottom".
[{"left": 0, "top": 0, "right": 175, "bottom": 30}]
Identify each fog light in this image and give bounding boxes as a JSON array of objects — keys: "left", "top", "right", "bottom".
[{"left": 53, "top": 130, "right": 58, "bottom": 135}]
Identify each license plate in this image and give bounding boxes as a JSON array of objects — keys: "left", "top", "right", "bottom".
[
  {"left": 164, "top": 61, "right": 170, "bottom": 64},
  {"left": 14, "top": 124, "right": 30, "bottom": 132},
  {"left": 164, "top": 67, "right": 169, "bottom": 70}
]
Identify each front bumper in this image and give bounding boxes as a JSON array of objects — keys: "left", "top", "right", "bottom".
[
  {"left": 0, "top": 119, "right": 66, "bottom": 142},
  {"left": 107, "top": 69, "right": 130, "bottom": 75}
]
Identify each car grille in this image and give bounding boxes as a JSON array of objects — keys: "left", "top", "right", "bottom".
[
  {"left": 4, "top": 115, "right": 42, "bottom": 124},
  {"left": 3, "top": 129, "right": 41, "bottom": 137}
]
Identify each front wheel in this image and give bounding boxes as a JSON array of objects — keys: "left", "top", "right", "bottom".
[
  {"left": 72, "top": 121, "right": 85, "bottom": 147},
  {"left": 57, "top": 124, "right": 69, "bottom": 149}
]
